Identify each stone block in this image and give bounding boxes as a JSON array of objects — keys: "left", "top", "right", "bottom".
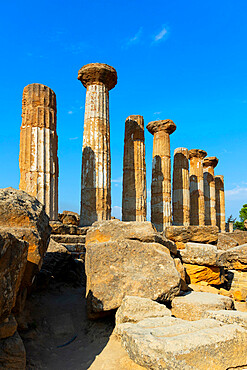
[
  {"left": 202, "top": 310, "right": 247, "bottom": 329},
  {"left": 0, "top": 315, "right": 17, "bottom": 339},
  {"left": 217, "top": 244, "right": 247, "bottom": 271},
  {"left": 165, "top": 225, "right": 218, "bottom": 244},
  {"left": 115, "top": 296, "right": 171, "bottom": 326},
  {"left": 0, "top": 331, "right": 26, "bottom": 369},
  {"left": 116, "top": 316, "right": 247, "bottom": 369},
  {"left": 184, "top": 263, "right": 222, "bottom": 285},
  {"left": 171, "top": 291, "right": 234, "bottom": 320},
  {"left": 86, "top": 238, "right": 180, "bottom": 318},
  {"left": 180, "top": 242, "right": 219, "bottom": 265}
]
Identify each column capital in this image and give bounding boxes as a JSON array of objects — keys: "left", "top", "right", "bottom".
[
  {"left": 78, "top": 63, "right": 117, "bottom": 90},
  {"left": 174, "top": 147, "right": 189, "bottom": 158},
  {"left": 146, "top": 119, "right": 176, "bottom": 135},
  {"left": 188, "top": 149, "right": 207, "bottom": 160},
  {"left": 203, "top": 156, "right": 219, "bottom": 168}
]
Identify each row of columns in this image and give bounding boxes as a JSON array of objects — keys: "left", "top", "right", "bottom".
[{"left": 18, "top": 63, "right": 225, "bottom": 232}]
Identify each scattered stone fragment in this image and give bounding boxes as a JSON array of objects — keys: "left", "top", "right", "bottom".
[
  {"left": 217, "top": 233, "right": 239, "bottom": 251},
  {"left": 86, "top": 219, "right": 177, "bottom": 255},
  {"left": 115, "top": 296, "right": 171, "bottom": 326},
  {"left": 165, "top": 225, "right": 219, "bottom": 244},
  {"left": 0, "top": 331, "right": 26, "bottom": 369},
  {"left": 172, "top": 291, "right": 235, "bottom": 320},
  {"left": 0, "top": 315, "right": 17, "bottom": 339},
  {"left": 180, "top": 242, "right": 219, "bottom": 266},
  {"left": 86, "top": 238, "right": 180, "bottom": 318},
  {"left": 0, "top": 232, "right": 28, "bottom": 322},
  {"left": 217, "top": 244, "right": 247, "bottom": 271},
  {"left": 184, "top": 263, "right": 222, "bottom": 285},
  {"left": 0, "top": 188, "right": 51, "bottom": 288},
  {"left": 202, "top": 310, "right": 247, "bottom": 329},
  {"left": 58, "top": 211, "right": 80, "bottom": 226},
  {"left": 117, "top": 316, "right": 247, "bottom": 370}
]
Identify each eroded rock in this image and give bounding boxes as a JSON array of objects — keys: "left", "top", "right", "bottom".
[{"left": 0, "top": 331, "right": 26, "bottom": 369}]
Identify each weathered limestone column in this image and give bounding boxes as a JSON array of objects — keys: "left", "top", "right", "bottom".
[
  {"left": 203, "top": 156, "right": 218, "bottom": 226},
  {"left": 19, "top": 83, "right": 58, "bottom": 220},
  {"left": 188, "top": 149, "right": 207, "bottom": 226},
  {"left": 172, "top": 147, "right": 190, "bottom": 226},
  {"left": 147, "top": 120, "right": 176, "bottom": 231},
  {"left": 122, "top": 115, "right": 147, "bottom": 221},
  {"left": 78, "top": 63, "right": 117, "bottom": 226},
  {"left": 215, "top": 175, "right": 226, "bottom": 232}
]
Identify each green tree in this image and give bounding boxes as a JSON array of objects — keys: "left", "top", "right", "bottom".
[{"left": 234, "top": 204, "right": 247, "bottom": 230}]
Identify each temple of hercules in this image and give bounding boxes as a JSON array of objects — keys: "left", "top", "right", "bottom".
[
  {"left": 19, "top": 83, "right": 58, "bottom": 220},
  {"left": 147, "top": 119, "right": 176, "bottom": 232},
  {"left": 203, "top": 156, "right": 218, "bottom": 226},
  {"left": 215, "top": 175, "right": 226, "bottom": 232},
  {"left": 188, "top": 149, "right": 207, "bottom": 226},
  {"left": 122, "top": 115, "right": 147, "bottom": 221},
  {"left": 78, "top": 63, "right": 117, "bottom": 226},
  {"left": 172, "top": 147, "right": 190, "bottom": 226}
]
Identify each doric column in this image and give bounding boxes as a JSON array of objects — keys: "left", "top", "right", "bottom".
[
  {"left": 146, "top": 119, "right": 176, "bottom": 231},
  {"left": 215, "top": 175, "right": 225, "bottom": 232},
  {"left": 19, "top": 83, "right": 58, "bottom": 220},
  {"left": 78, "top": 63, "right": 117, "bottom": 226},
  {"left": 122, "top": 115, "right": 147, "bottom": 221},
  {"left": 172, "top": 147, "right": 190, "bottom": 226},
  {"left": 203, "top": 156, "right": 218, "bottom": 226},
  {"left": 188, "top": 149, "right": 207, "bottom": 226}
]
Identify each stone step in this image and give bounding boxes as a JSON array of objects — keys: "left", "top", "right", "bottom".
[
  {"left": 51, "top": 234, "right": 86, "bottom": 244},
  {"left": 61, "top": 243, "right": 85, "bottom": 253}
]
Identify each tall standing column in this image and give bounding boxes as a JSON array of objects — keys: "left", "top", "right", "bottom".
[
  {"left": 122, "top": 115, "right": 146, "bottom": 221},
  {"left": 172, "top": 147, "right": 190, "bottom": 226},
  {"left": 203, "top": 156, "right": 218, "bottom": 226},
  {"left": 215, "top": 175, "right": 225, "bottom": 232},
  {"left": 78, "top": 63, "right": 117, "bottom": 226},
  {"left": 147, "top": 120, "right": 176, "bottom": 231},
  {"left": 19, "top": 83, "right": 58, "bottom": 220},
  {"left": 188, "top": 149, "right": 207, "bottom": 226}
]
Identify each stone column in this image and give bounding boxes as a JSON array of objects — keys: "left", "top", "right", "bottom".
[
  {"left": 172, "top": 147, "right": 190, "bottom": 226},
  {"left": 188, "top": 149, "right": 207, "bottom": 226},
  {"left": 122, "top": 115, "right": 147, "bottom": 221},
  {"left": 19, "top": 83, "right": 58, "bottom": 220},
  {"left": 78, "top": 63, "right": 117, "bottom": 226},
  {"left": 215, "top": 175, "right": 225, "bottom": 232},
  {"left": 147, "top": 120, "right": 176, "bottom": 231},
  {"left": 203, "top": 156, "right": 218, "bottom": 226}
]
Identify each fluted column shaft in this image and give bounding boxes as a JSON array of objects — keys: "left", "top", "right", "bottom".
[
  {"left": 122, "top": 115, "right": 146, "bottom": 221},
  {"left": 78, "top": 63, "right": 117, "bottom": 226},
  {"left": 19, "top": 83, "right": 58, "bottom": 220},
  {"left": 147, "top": 120, "right": 176, "bottom": 232},
  {"left": 215, "top": 175, "right": 225, "bottom": 232},
  {"left": 172, "top": 147, "right": 190, "bottom": 226},
  {"left": 203, "top": 157, "right": 218, "bottom": 226},
  {"left": 189, "top": 149, "right": 207, "bottom": 226},
  {"left": 81, "top": 84, "right": 110, "bottom": 225}
]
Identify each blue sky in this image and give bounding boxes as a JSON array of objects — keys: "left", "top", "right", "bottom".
[{"left": 0, "top": 0, "right": 246, "bottom": 221}]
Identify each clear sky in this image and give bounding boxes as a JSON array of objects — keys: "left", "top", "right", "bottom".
[{"left": 0, "top": 0, "right": 246, "bottom": 221}]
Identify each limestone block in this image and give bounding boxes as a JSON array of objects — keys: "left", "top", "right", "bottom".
[
  {"left": 115, "top": 296, "right": 171, "bottom": 326},
  {"left": 202, "top": 310, "right": 247, "bottom": 329},
  {"left": 217, "top": 232, "right": 239, "bottom": 250},
  {"left": 217, "top": 244, "right": 247, "bottom": 271},
  {"left": 228, "top": 270, "right": 247, "bottom": 301},
  {"left": 184, "top": 263, "right": 222, "bottom": 285},
  {"left": 58, "top": 211, "right": 80, "bottom": 226},
  {"left": 117, "top": 316, "right": 247, "bottom": 370},
  {"left": 0, "top": 188, "right": 51, "bottom": 287},
  {"left": 165, "top": 225, "right": 218, "bottom": 244},
  {"left": 86, "top": 219, "right": 177, "bottom": 255},
  {"left": 0, "top": 331, "right": 26, "bottom": 369},
  {"left": 171, "top": 291, "right": 234, "bottom": 320},
  {"left": 180, "top": 242, "right": 219, "bottom": 266},
  {"left": 85, "top": 239, "right": 180, "bottom": 318},
  {"left": 0, "top": 232, "right": 28, "bottom": 322},
  {"left": 50, "top": 221, "right": 88, "bottom": 235}
]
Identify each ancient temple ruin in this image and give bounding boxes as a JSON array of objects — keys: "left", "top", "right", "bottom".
[{"left": 19, "top": 83, "right": 58, "bottom": 220}]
